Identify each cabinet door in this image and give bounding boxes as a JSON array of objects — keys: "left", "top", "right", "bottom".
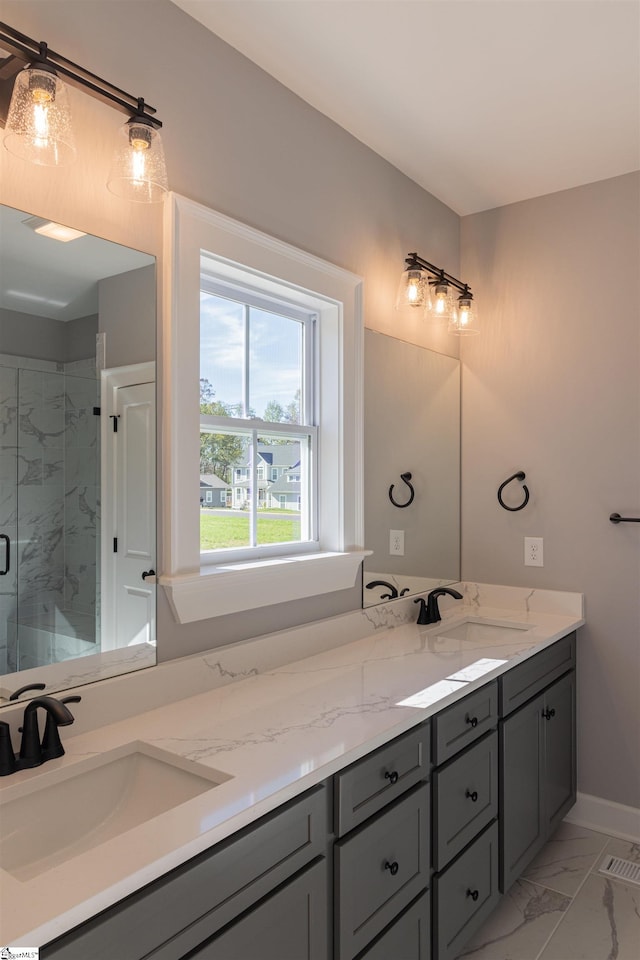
[
  {"left": 499, "top": 692, "right": 545, "bottom": 892},
  {"left": 433, "top": 822, "right": 500, "bottom": 960},
  {"left": 543, "top": 671, "right": 576, "bottom": 835},
  {"left": 190, "top": 858, "right": 327, "bottom": 960},
  {"left": 433, "top": 731, "right": 498, "bottom": 871},
  {"left": 357, "top": 890, "right": 430, "bottom": 960},
  {"left": 335, "top": 784, "right": 430, "bottom": 959}
]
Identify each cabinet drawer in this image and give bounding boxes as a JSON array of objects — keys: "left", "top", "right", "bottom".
[
  {"left": 188, "top": 858, "right": 328, "bottom": 960},
  {"left": 335, "top": 722, "right": 430, "bottom": 836},
  {"left": 42, "top": 785, "right": 327, "bottom": 960},
  {"left": 433, "top": 821, "right": 500, "bottom": 960},
  {"left": 432, "top": 682, "right": 497, "bottom": 764},
  {"left": 335, "top": 783, "right": 430, "bottom": 960},
  {"left": 433, "top": 730, "right": 498, "bottom": 871},
  {"left": 499, "top": 633, "right": 575, "bottom": 716},
  {"left": 356, "top": 890, "right": 430, "bottom": 960}
]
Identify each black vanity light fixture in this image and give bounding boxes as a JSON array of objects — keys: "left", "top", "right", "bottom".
[
  {"left": 0, "top": 21, "right": 168, "bottom": 202},
  {"left": 395, "top": 252, "right": 480, "bottom": 336}
]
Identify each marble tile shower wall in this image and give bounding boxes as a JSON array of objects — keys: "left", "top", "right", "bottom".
[{"left": 0, "top": 354, "right": 99, "bottom": 674}]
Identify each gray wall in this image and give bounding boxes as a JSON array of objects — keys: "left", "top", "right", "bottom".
[
  {"left": 0, "top": 307, "right": 97, "bottom": 362},
  {"left": 99, "top": 265, "right": 155, "bottom": 368},
  {"left": 460, "top": 172, "right": 640, "bottom": 809},
  {"left": 0, "top": 0, "right": 460, "bottom": 661}
]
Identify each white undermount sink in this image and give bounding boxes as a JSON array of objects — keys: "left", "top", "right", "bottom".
[
  {"left": 434, "top": 618, "right": 534, "bottom": 644},
  {"left": 0, "top": 741, "right": 231, "bottom": 881}
]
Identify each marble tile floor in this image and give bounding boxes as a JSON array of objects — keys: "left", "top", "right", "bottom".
[{"left": 456, "top": 822, "right": 640, "bottom": 960}]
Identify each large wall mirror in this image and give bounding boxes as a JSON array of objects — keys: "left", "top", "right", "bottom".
[
  {"left": 363, "top": 330, "right": 460, "bottom": 606},
  {"left": 0, "top": 203, "right": 156, "bottom": 703}
]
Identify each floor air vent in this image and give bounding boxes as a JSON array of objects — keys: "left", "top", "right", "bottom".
[{"left": 598, "top": 855, "right": 640, "bottom": 886}]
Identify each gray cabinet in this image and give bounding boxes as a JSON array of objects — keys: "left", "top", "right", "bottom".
[
  {"left": 432, "top": 682, "right": 498, "bottom": 764},
  {"left": 334, "top": 783, "right": 430, "bottom": 959},
  {"left": 189, "top": 858, "right": 328, "bottom": 960},
  {"left": 335, "top": 723, "right": 430, "bottom": 835},
  {"left": 356, "top": 891, "right": 430, "bottom": 960},
  {"left": 433, "top": 821, "right": 500, "bottom": 960},
  {"left": 500, "top": 654, "right": 576, "bottom": 892},
  {"left": 430, "top": 684, "right": 500, "bottom": 960},
  {"left": 42, "top": 785, "right": 329, "bottom": 960},
  {"left": 432, "top": 730, "right": 499, "bottom": 871}
]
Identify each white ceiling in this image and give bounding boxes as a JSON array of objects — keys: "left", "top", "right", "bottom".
[
  {"left": 0, "top": 205, "right": 153, "bottom": 321},
  {"left": 172, "top": 0, "right": 640, "bottom": 215}
]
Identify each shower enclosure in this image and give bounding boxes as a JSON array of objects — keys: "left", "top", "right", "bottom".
[{"left": 0, "top": 353, "right": 100, "bottom": 674}]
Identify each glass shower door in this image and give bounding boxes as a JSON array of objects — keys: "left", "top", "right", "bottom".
[
  {"left": 0, "top": 361, "right": 100, "bottom": 675},
  {"left": 0, "top": 363, "right": 18, "bottom": 675}
]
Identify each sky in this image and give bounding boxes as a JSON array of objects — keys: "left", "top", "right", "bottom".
[{"left": 200, "top": 292, "right": 303, "bottom": 418}]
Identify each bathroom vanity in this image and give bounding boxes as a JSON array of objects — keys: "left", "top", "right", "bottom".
[{"left": 2, "top": 590, "right": 581, "bottom": 960}]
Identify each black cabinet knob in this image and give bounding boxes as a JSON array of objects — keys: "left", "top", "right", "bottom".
[
  {"left": 141, "top": 569, "right": 156, "bottom": 581},
  {"left": 542, "top": 707, "right": 556, "bottom": 720},
  {"left": 384, "top": 770, "right": 399, "bottom": 785},
  {"left": 466, "top": 888, "right": 479, "bottom": 901},
  {"left": 466, "top": 715, "right": 479, "bottom": 728},
  {"left": 465, "top": 789, "right": 479, "bottom": 802},
  {"left": 384, "top": 861, "right": 399, "bottom": 876}
]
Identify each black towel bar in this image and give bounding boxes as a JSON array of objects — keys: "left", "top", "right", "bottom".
[{"left": 610, "top": 513, "right": 640, "bottom": 524}]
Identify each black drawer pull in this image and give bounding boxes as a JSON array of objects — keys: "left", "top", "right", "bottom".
[
  {"left": 384, "top": 860, "right": 399, "bottom": 876},
  {"left": 384, "top": 770, "right": 399, "bottom": 785},
  {"left": 542, "top": 707, "right": 556, "bottom": 720},
  {"left": 141, "top": 569, "right": 156, "bottom": 580},
  {"left": 466, "top": 888, "right": 479, "bottom": 901},
  {"left": 465, "top": 789, "right": 479, "bottom": 802},
  {"left": 466, "top": 715, "right": 479, "bottom": 728}
]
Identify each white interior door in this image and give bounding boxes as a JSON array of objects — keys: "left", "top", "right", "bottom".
[{"left": 101, "top": 364, "right": 155, "bottom": 651}]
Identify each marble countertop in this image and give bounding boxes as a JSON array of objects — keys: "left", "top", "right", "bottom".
[{"left": 0, "top": 588, "right": 584, "bottom": 946}]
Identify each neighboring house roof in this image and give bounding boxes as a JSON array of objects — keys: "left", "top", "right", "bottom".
[
  {"left": 269, "top": 476, "right": 301, "bottom": 494},
  {"left": 200, "top": 474, "right": 230, "bottom": 489},
  {"left": 231, "top": 442, "right": 301, "bottom": 475},
  {"left": 260, "top": 442, "right": 299, "bottom": 465}
]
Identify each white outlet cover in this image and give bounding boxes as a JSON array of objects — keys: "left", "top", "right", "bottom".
[{"left": 524, "top": 536, "right": 544, "bottom": 566}]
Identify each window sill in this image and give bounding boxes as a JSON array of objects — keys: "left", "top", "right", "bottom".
[{"left": 160, "top": 550, "right": 370, "bottom": 624}]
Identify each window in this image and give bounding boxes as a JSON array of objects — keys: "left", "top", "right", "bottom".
[
  {"left": 162, "top": 194, "right": 366, "bottom": 623},
  {"left": 200, "top": 280, "right": 315, "bottom": 559}
]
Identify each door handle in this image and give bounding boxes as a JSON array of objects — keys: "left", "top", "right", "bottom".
[
  {"left": 141, "top": 569, "right": 156, "bottom": 582},
  {"left": 0, "top": 534, "right": 9, "bottom": 576}
]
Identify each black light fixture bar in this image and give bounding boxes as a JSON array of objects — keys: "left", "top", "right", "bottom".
[
  {"left": 0, "top": 21, "right": 161, "bottom": 127},
  {"left": 405, "top": 252, "right": 471, "bottom": 296}
]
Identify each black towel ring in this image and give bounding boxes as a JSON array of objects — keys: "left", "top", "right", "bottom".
[
  {"left": 497, "top": 471, "right": 530, "bottom": 512},
  {"left": 389, "top": 472, "right": 415, "bottom": 509}
]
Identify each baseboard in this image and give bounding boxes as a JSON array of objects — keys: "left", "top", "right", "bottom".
[{"left": 564, "top": 792, "right": 640, "bottom": 842}]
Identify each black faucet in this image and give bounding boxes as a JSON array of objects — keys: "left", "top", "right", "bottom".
[
  {"left": 16, "top": 695, "right": 76, "bottom": 770},
  {"left": 414, "top": 587, "right": 463, "bottom": 625},
  {"left": 365, "top": 580, "right": 410, "bottom": 600}
]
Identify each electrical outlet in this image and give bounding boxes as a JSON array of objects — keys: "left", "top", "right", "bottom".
[
  {"left": 390, "top": 530, "right": 405, "bottom": 556},
  {"left": 524, "top": 537, "right": 544, "bottom": 567}
]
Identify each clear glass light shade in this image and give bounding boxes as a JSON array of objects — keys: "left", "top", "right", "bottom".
[
  {"left": 395, "top": 267, "right": 431, "bottom": 311},
  {"left": 429, "top": 280, "right": 455, "bottom": 320},
  {"left": 107, "top": 118, "right": 168, "bottom": 203},
  {"left": 3, "top": 67, "right": 76, "bottom": 166},
  {"left": 448, "top": 295, "right": 480, "bottom": 335}
]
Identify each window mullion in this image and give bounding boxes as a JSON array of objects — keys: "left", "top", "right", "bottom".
[
  {"left": 243, "top": 303, "right": 250, "bottom": 418},
  {"left": 250, "top": 429, "right": 258, "bottom": 546}
]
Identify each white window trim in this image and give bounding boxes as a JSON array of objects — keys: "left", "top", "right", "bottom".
[{"left": 161, "top": 193, "right": 367, "bottom": 623}]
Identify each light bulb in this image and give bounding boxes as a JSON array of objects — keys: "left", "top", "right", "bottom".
[
  {"left": 395, "top": 265, "right": 430, "bottom": 311},
  {"left": 3, "top": 66, "right": 76, "bottom": 165},
  {"left": 107, "top": 116, "right": 168, "bottom": 203},
  {"left": 448, "top": 290, "right": 480, "bottom": 335},
  {"left": 431, "top": 279, "right": 454, "bottom": 319}
]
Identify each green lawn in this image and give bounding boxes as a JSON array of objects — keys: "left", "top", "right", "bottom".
[{"left": 200, "top": 512, "right": 301, "bottom": 549}]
